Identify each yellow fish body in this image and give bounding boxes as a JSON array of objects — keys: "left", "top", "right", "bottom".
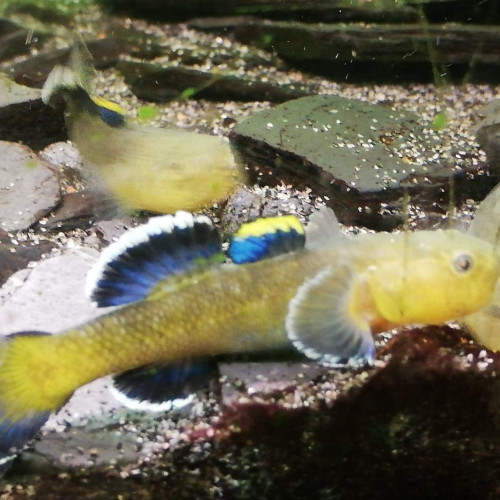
[
  {"left": 41, "top": 44, "right": 242, "bottom": 213},
  {"left": 0, "top": 208, "right": 498, "bottom": 461}
]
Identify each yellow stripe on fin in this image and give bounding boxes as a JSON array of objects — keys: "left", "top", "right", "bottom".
[
  {"left": 228, "top": 215, "right": 305, "bottom": 264},
  {"left": 91, "top": 96, "right": 126, "bottom": 115},
  {"left": 234, "top": 216, "right": 304, "bottom": 239}
]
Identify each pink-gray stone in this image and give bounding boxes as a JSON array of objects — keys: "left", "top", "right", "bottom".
[{"left": 0, "top": 141, "right": 60, "bottom": 231}]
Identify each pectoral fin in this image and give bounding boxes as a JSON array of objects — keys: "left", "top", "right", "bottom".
[{"left": 286, "top": 265, "right": 374, "bottom": 366}]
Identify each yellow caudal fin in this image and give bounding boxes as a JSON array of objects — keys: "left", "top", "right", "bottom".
[{"left": 0, "top": 331, "right": 61, "bottom": 469}]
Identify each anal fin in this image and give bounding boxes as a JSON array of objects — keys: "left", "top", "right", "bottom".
[{"left": 110, "top": 360, "right": 218, "bottom": 413}]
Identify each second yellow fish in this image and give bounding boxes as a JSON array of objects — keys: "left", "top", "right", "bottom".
[{"left": 41, "top": 43, "right": 243, "bottom": 213}]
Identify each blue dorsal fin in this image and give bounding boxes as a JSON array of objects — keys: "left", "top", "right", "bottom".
[
  {"left": 109, "top": 360, "right": 218, "bottom": 412},
  {"left": 86, "top": 211, "right": 224, "bottom": 307},
  {"left": 228, "top": 215, "right": 305, "bottom": 264}
]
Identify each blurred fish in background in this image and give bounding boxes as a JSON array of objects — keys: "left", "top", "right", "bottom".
[{"left": 41, "top": 41, "right": 244, "bottom": 214}]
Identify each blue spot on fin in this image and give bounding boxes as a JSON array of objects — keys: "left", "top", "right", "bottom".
[
  {"left": 97, "top": 105, "right": 125, "bottom": 127},
  {"left": 87, "top": 212, "right": 224, "bottom": 307},
  {"left": 228, "top": 215, "right": 305, "bottom": 264},
  {"left": 111, "top": 360, "right": 218, "bottom": 411}
]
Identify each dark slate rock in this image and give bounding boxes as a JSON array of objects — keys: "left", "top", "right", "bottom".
[
  {"left": 109, "top": 26, "right": 166, "bottom": 60},
  {"left": 231, "top": 95, "right": 496, "bottom": 230},
  {"left": 423, "top": 0, "right": 500, "bottom": 24},
  {"left": 118, "top": 61, "right": 311, "bottom": 103},
  {"left": 187, "top": 15, "right": 262, "bottom": 33},
  {"left": 3, "top": 3, "right": 74, "bottom": 24},
  {"left": 187, "top": 6, "right": 419, "bottom": 31},
  {"left": 40, "top": 192, "right": 121, "bottom": 231},
  {"left": 99, "top": 0, "right": 438, "bottom": 23},
  {"left": 0, "top": 74, "right": 66, "bottom": 150},
  {"left": 0, "top": 228, "right": 56, "bottom": 287},
  {"left": 0, "top": 141, "right": 61, "bottom": 231},
  {"left": 477, "top": 123, "right": 500, "bottom": 175},
  {"left": 0, "top": 19, "right": 49, "bottom": 62},
  {"left": 6, "top": 38, "right": 129, "bottom": 88},
  {"left": 41, "top": 192, "right": 100, "bottom": 231},
  {"left": 233, "top": 21, "right": 500, "bottom": 83},
  {"left": 471, "top": 100, "right": 500, "bottom": 174}
]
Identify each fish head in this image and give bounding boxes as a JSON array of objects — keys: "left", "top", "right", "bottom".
[{"left": 366, "top": 229, "right": 500, "bottom": 326}]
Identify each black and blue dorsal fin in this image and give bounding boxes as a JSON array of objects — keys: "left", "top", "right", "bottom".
[
  {"left": 86, "top": 211, "right": 223, "bottom": 307},
  {"left": 228, "top": 215, "right": 305, "bottom": 264},
  {"left": 109, "top": 360, "right": 218, "bottom": 412}
]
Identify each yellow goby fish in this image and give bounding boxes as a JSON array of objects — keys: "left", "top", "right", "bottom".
[
  {"left": 0, "top": 207, "right": 498, "bottom": 463},
  {"left": 41, "top": 42, "right": 243, "bottom": 213}
]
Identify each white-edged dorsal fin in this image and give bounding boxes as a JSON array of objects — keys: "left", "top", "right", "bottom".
[{"left": 86, "top": 211, "right": 223, "bottom": 308}]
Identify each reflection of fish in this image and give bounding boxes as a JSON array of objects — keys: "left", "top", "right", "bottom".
[
  {"left": 0, "top": 207, "right": 499, "bottom": 462},
  {"left": 41, "top": 42, "right": 242, "bottom": 213},
  {"left": 463, "top": 184, "right": 500, "bottom": 351}
]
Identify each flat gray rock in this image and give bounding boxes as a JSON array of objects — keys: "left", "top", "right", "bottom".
[
  {"left": 39, "top": 141, "right": 84, "bottom": 171},
  {"left": 0, "top": 73, "right": 41, "bottom": 106},
  {"left": 0, "top": 141, "right": 61, "bottom": 231},
  {"left": 231, "top": 95, "right": 495, "bottom": 229},
  {"left": 0, "top": 247, "right": 99, "bottom": 335}
]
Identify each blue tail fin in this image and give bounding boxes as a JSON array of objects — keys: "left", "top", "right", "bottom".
[
  {"left": 86, "top": 212, "right": 224, "bottom": 307},
  {"left": 110, "top": 360, "right": 218, "bottom": 412},
  {"left": 228, "top": 215, "right": 305, "bottom": 264}
]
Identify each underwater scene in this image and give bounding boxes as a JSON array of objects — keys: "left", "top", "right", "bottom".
[{"left": 0, "top": 0, "right": 500, "bottom": 498}]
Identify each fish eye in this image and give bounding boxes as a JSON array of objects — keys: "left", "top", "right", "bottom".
[{"left": 453, "top": 254, "right": 473, "bottom": 273}]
